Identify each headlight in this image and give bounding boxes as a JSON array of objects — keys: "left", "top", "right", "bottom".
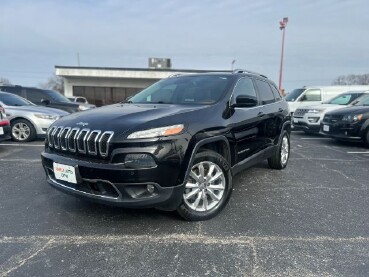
[
  {"left": 34, "top": 114, "right": 59, "bottom": 120},
  {"left": 127, "top": 124, "right": 184, "bottom": 139},
  {"left": 78, "top": 105, "right": 89, "bottom": 111},
  {"left": 308, "top": 109, "right": 324, "bottom": 114},
  {"left": 342, "top": 114, "right": 363, "bottom": 122}
]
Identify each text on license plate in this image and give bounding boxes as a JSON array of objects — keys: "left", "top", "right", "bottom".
[
  {"left": 53, "top": 162, "right": 77, "bottom": 184},
  {"left": 323, "top": 125, "right": 330, "bottom": 132}
]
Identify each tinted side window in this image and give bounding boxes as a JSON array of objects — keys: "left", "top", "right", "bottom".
[
  {"left": 0, "top": 87, "right": 22, "bottom": 96},
  {"left": 303, "top": 89, "right": 321, "bottom": 101},
  {"left": 270, "top": 84, "right": 282, "bottom": 101},
  {"left": 232, "top": 77, "right": 257, "bottom": 99},
  {"left": 25, "top": 89, "right": 49, "bottom": 102},
  {"left": 254, "top": 79, "right": 275, "bottom": 105}
]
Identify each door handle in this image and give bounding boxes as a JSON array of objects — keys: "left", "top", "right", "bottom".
[
  {"left": 258, "top": 112, "right": 265, "bottom": 117},
  {"left": 278, "top": 108, "right": 284, "bottom": 112}
]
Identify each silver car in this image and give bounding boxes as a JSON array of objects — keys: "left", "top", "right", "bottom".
[{"left": 0, "top": 92, "right": 68, "bottom": 142}]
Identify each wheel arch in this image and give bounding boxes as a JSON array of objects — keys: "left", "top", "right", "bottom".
[{"left": 179, "top": 136, "right": 232, "bottom": 185}]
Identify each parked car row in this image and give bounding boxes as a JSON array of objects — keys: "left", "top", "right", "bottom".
[
  {"left": 289, "top": 87, "right": 369, "bottom": 147},
  {"left": 0, "top": 85, "right": 95, "bottom": 113},
  {"left": 0, "top": 84, "right": 96, "bottom": 143}
]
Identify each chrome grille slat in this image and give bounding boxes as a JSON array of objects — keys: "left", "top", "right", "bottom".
[
  {"left": 76, "top": 128, "right": 90, "bottom": 154},
  {"left": 99, "top": 131, "right": 114, "bottom": 157},
  {"left": 48, "top": 126, "right": 56, "bottom": 147},
  {"left": 48, "top": 126, "right": 113, "bottom": 158},
  {"left": 60, "top": 127, "right": 71, "bottom": 151},
  {"left": 53, "top": 127, "right": 63, "bottom": 149},
  {"left": 87, "top": 130, "right": 101, "bottom": 155}
]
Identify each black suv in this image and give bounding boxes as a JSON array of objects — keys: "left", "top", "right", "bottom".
[
  {"left": 0, "top": 85, "right": 84, "bottom": 113},
  {"left": 321, "top": 94, "right": 369, "bottom": 146},
  {"left": 41, "top": 71, "right": 291, "bottom": 221}
]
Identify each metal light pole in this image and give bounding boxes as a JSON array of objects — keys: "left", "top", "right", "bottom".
[
  {"left": 231, "top": 59, "right": 236, "bottom": 71},
  {"left": 278, "top": 17, "right": 288, "bottom": 91}
]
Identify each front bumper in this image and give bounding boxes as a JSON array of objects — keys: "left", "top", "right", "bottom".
[
  {"left": 292, "top": 117, "right": 321, "bottom": 132},
  {"left": 320, "top": 121, "right": 363, "bottom": 141},
  {"left": 41, "top": 151, "right": 185, "bottom": 210}
]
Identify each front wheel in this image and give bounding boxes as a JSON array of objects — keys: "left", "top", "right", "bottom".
[
  {"left": 177, "top": 150, "right": 232, "bottom": 221},
  {"left": 268, "top": 131, "right": 290, "bottom": 170},
  {"left": 11, "top": 119, "right": 37, "bottom": 142},
  {"left": 364, "top": 129, "right": 369, "bottom": 148}
]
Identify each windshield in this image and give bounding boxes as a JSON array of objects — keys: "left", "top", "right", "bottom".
[
  {"left": 129, "top": 75, "right": 232, "bottom": 105},
  {"left": 45, "top": 90, "right": 71, "bottom": 103},
  {"left": 285, "top": 89, "right": 305, "bottom": 102},
  {"left": 353, "top": 94, "right": 369, "bottom": 106},
  {"left": 0, "top": 94, "right": 34, "bottom": 106},
  {"left": 326, "top": 92, "right": 364, "bottom": 105}
]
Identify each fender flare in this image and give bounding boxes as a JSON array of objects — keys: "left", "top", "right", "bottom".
[{"left": 182, "top": 135, "right": 231, "bottom": 183}]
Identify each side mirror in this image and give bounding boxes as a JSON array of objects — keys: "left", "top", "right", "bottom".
[
  {"left": 41, "top": 99, "right": 50, "bottom": 105},
  {"left": 233, "top": 95, "right": 258, "bottom": 108}
]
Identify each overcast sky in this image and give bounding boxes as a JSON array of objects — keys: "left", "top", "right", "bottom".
[{"left": 1, "top": 0, "right": 368, "bottom": 91}]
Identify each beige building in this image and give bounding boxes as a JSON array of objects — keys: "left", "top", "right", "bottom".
[{"left": 56, "top": 66, "right": 226, "bottom": 106}]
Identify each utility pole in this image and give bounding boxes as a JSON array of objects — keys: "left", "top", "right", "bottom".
[
  {"left": 278, "top": 17, "right": 288, "bottom": 91},
  {"left": 231, "top": 59, "right": 236, "bottom": 71}
]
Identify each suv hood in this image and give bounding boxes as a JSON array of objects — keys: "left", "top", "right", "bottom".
[
  {"left": 54, "top": 103, "right": 209, "bottom": 137},
  {"left": 4, "top": 105, "right": 69, "bottom": 115},
  {"left": 326, "top": 105, "right": 369, "bottom": 116}
]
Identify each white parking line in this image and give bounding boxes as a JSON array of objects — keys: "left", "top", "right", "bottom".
[
  {"left": 0, "top": 143, "right": 44, "bottom": 147},
  {"left": 347, "top": 151, "right": 369, "bottom": 154}
]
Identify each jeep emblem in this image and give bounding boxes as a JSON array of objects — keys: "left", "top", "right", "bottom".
[{"left": 76, "top": 122, "right": 88, "bottom": 127}]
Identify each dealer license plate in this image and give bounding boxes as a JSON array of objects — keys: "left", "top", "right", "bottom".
[
  {"left": 0, "top": 127, "right": 3, "bottom": 135},
  {"left": 53, "top": 163, "right": 77, "bottom": 184},
  {"left": 323, "top": 125, "right": 330, "bottom": 132}
]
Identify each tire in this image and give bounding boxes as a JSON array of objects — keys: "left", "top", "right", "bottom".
[
  {"left": 268, "top": 131, "right": 290, "bottom": 170},
  {"left": 364, "top": 129, "right": 369, "bottom": 148},
  {"left": 11, "top": 119, "right": 37, "bottom": 142},
  {"left": 177, "top": 150, "right": 232, "bottom": 221}
]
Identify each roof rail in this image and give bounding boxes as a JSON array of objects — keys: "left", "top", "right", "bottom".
[{"left": 232, "top": 69, "right": 268, "bottom": 79}]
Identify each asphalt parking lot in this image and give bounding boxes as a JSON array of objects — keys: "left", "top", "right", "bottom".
[{"left": 1, "top": 132, "right": 369, "bottom": 277}]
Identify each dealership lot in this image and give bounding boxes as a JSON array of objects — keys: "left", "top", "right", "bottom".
[{"left": 0, "top": 133, "right": 369, "bottom": 276}]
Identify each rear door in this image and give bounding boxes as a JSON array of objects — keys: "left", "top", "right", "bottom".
[
  {"left": 229, "top": 77, "right": 266, "bottom": 162},
  {"left": 253, "top": 79, "right": 281, "bottom": 147}
]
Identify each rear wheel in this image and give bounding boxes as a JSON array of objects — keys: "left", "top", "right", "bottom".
[
  {"left": 268, "top": 131, "right": 290, "bottom": 170},
  {"left": 364, "top": 129, "right": 369, "bottom": 148},
  {"left": 11, "top": 119, "right": 37, "bottom": 142},
  {"left": 177, "top": 150, "right": 232, "bottom": 221}
]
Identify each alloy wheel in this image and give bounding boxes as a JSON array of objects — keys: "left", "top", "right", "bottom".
[
  {"left": 183, "top": 161, "right": 226, "bottom": 212},
  {"left": 12, "top": 123, "right": 31, "bottom": 141},
  {"left": 281, "top": 135, "right": 289, "bottom": 165}
]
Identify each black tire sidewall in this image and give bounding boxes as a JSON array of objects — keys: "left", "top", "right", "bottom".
[
  {"left": 11, "top": 119, "right": 36, "bottom": 142},
  {"left": 177, "top": 151, "right": 232, "bottom": 221}
]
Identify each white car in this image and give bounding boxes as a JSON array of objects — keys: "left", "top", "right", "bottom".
[
  {"left": 285, "top": 85, "right": 369, "bottom": 114},
  {"left": 292, "top": 90, "right": 369, "bottom": 133},
  {"left": 0, "top": 92, "right": 68, "bottom": 142}
]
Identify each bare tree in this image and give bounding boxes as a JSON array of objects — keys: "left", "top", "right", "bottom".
[
  {"left": 333, "top": 74, "right": 369, "bottom": 85},
  {"left": 39, "top": 75, "right": 64, "bottom": 93},
  {"left": 0, "top": 77, "right": 11, "bottom": 84}
]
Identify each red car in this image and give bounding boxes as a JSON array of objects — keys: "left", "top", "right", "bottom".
[{"left": 0, "top": 105, "right": 11, "bottom": 142}]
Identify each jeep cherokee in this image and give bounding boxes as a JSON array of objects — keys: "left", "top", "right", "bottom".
[{"left": 41, "top": 71, "right": 291, "bottom": 221}]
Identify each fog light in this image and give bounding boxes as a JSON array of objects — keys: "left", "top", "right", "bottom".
[
  {"left": 308, "top": 117, "right": 319, "bottom": 123},
  {"left": 124, "top": 153, "right": 156, "bottom": 169},
  {"left": 147, "top": 184, "right": 155, "bottom": 194}
]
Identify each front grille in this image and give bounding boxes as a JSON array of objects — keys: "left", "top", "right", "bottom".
[
  {"left": 323, "top": 114, "right": 342, "bottom": 124},
  {"left": 47, "top": 126, "right": 114, "bottom": 158},
  {"left": 294, "top": 109, "right": 309, "bottom": 117}
]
